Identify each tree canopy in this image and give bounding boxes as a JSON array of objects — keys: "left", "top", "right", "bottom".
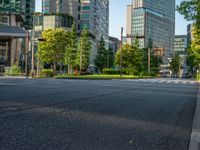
[
  {"left": 77, "top": 29, "right": 91, "bottom": 69},
  {"left": 177, "top": 0, "right": 200, "bottom": 27},
  {"left": 95, "top": 36, "right": 107, "bottom": 71},
  {"left": 37, "top": 28, "right": 68, "bottom": 72},
  {"left": 170, "top": 54, "right": 181, "bottom": 75}
]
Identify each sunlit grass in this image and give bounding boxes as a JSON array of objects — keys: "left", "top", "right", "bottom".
[{"left": 55, "top": 74, "right": 151, "bottom": 80}]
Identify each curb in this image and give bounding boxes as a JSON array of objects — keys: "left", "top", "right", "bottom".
[{"left": 189, "top": 85, "right": 200, "bottom": 150}]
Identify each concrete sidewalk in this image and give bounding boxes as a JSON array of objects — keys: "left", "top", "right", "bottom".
[
  {"left": 189, "top": 85, "right": 200, "bottom": 150},
  {"left": 0, "top": 76, "right": 30, "bottom": 79}
]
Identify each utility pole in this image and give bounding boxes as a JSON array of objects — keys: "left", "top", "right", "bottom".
[
  {"left": 120, "top": 27, "right": 123, "bottom": 77},
  {"left": 25, "top": 32, "right": 29, "bottom": 78},
  {"left": 148, "top": 38, "right": 152, "bottom": 76},
  {"left": 148, "top": 47, "right": 151, "bottom": 75},
  {"left": 80, "top": 38, "right": 83, "bottom": 71},
  {"left": 31, "top": 15, "right": 35, "bottom": 78}
]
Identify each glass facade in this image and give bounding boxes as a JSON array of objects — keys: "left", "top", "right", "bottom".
[
  {"left": 79, "top": 0, "right": 109, "bottom": 44},
  {"left": 0, "top": 0, "right": 35, "bottom": 29},
  {"left": 41, "top": 0, "right": 109, "bottom": 64},
  {"left": 131, "top": 0, "right": 175, "bottom": 62},
  {"left": 174, "top": 35, "right": 187, "bottom": 54}
]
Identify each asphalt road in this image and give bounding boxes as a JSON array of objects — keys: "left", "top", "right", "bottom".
[{"left": 0, "top": 78, "right": 199, "bottom": 150}]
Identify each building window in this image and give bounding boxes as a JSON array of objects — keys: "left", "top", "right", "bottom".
[
  {"left": 0, "top": 0, "right": 3, "bottom": 5},
  {"left": 0, "top": 15, "right": 9, "bottom": 26}
]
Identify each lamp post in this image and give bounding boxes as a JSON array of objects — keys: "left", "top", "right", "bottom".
[
  {"left": 120, "top": 27, "right": 123, "bottom": 78},
  {"left": 31, "top": 15, "right": 35, "bottom": 78},
  {"left": 25, "top": 31, "right": 29, "bottom": 78}
]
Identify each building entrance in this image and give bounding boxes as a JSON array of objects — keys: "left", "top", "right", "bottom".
[{"left": 0, "top": 40, "right": 9, "bottom": 72}]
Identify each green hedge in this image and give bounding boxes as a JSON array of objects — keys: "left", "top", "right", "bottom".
[
  {"left": 5, "top": 65, "right": 22, "bottom": 76},
  {"left": 197, "top": 73, "right": 200, "bottom": 81},
  {"left": 41, "top": 69, "right": 54, "bottom": 77},
  {"left": 102, "top": 69, "right": 120, "bottom": 75}
]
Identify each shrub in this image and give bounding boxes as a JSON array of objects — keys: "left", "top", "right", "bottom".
[
  {"left": 196, "top": 73, "right": 200, "bottom": 81},
  {"left": 5, "top": 65, "right": 22, "bottom": 76},
  {"left": 41, "top": 69, "right": 54, "bottom": 77},
  {"left": 102, "top": 69, "right": 120, "bottom": 75}
]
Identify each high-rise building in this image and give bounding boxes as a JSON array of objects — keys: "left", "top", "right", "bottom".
[
  {"left": 174, "top": 35, "right": 188, "bottom": 76},
  {"left": 0, "top": 0, "right": 35, "bottom": 71},
  {"left": 126, "top": 0, "right": 175, "bottom": 62},
  {"left": 108, "top": 36, "right": 120, "bottom": 55},
  {"left": 42, "top": 0, "right": 109, "bottom": 65},
  {"left": 174, "top": 35, "right": 187, "bottom": 56},
  {"left": 0, "top": 0, "right": 35, "bottom": 29}
]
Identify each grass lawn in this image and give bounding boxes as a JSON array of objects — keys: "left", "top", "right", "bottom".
[{"left": 55, "top": 74, "right": 152, "bottom": 80}]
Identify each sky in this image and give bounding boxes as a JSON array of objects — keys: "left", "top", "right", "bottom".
[{"left": 35, "top": 0, "right": 189, "bottom": 39}]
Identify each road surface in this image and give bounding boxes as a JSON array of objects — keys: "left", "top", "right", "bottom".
[{"left": 0, "top": 78, "right": 199, "bottom": 150}]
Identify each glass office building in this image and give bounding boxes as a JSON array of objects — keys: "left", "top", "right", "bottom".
[
  {"left": 174, "top": 35, "right": 187, "bottom": 55},
  {"left": 42, "top": 0, "right": 109, "bottom": 65},
  {"left": 0, "top": 0, "right": 35, "bottom": 71},
  {"left": 127, "top": 0, "right": 175, "bottom": 62},
  {"left": 0, "top": 0, "right": 35, "bottom": 29}
]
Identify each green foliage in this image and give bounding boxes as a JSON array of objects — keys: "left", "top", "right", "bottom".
[
  {"left": 142, "top": 48, "right": 162, "bottom": 74},
  {"left": 178, "top": 1, "right": 200, "bottom": 76},
  {"left": 170, "top": 54, "right": 181, "bottom": 75},
  {"left": 95, "top": 36, "right": 107, "bottom": 71},
  {"left": 102, "top": 69, "right": 120, "bottom": 75},
  {"left": 77, "top": 29, "right": 91, "bottom": 69},
  {"left": 191, "top": 25, "right": 200, "bottom": 59},
  {"left": 5, "top": 65, "right": 22, "bottom": 76},
  {"left": 196, "top": 73, "right": 200, "bottom": 80},
  {"left": 55, "top": 74, "right": 141, "bottom": 80},
  {"left": 115, "top": 38, "right": 143, "bottom": 75},
  {"left": 177, "top": 0, "right": 200, "bottom": 26},
  {"left": 41, "top": 69, "right": 54, "bottom": 77},
  {"left": 106, "top": 47, "right": 115, "bottom": 68},
  {"left": 37, "top": 28, "right": 68, "bottom": 73},
  {"left": 65, "top": 22, "right": 78, "bottom": 70}
]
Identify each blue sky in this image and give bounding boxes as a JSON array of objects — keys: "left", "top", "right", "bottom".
[{"left": 35, "top": 0, "right": 189, "bottom": 39}]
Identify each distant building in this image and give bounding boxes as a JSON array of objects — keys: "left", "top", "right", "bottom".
[
  {"left": 126, "top": 0, "right": 175, "bottom": 63},
  {"left": 0, "top": 0, "right": 35, "bottom": 72},
  {"left": 42, "top": 0, "right": 110, "bottom": 65},
  {"left": 34, "top": 15, "right": 73, "bottom": 32},
  {"left": 174, "top": 35, "right": 188, "bottom": 56},
  {"left": 108, "top": 36, "right": 120, "bottom": 55},
  {"left": 174, "top": 35, "right": 188, "bottom": 76}
]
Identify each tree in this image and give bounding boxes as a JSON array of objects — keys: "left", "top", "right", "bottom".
[
  {"left": 115, "top": 38, "right": 143, "bottom": 75},
  {"left": 77, "top": 29, "right": 91, "bottom": 70},
  {"left": 128, "top": 38, "right": 143, "bottom": 74},
  {"left": 142, "top": 48, "right": 162, "bottom": 74},
  {"left": 177, "top": 0, "right": 200, "bottom": 27},
  {"left": 115, "top": 44, "right": 131, "bottom": 70},
  {"left": 65, "top": 22, "right": 78, "bottom": 74},
  {"left": 191, "top": 25, "right": 200, "bottom": 59},
  {"left": 170, "top": 54, "right": 181, "bottom": 76},
  {"left": 187, "top": 43, "right": 200, "bottom": 77},
  {"left": 177, "top": 1, "right": 200, "bottom": 60},
  {"left": 95, "top": 36, "right": 107, "bottom": 72},
  {"left": 37, "top": 29, "right": 68, "bottom": 74},
  {"left": 106, "top": 47, "right": 115, "bottom": 68}
]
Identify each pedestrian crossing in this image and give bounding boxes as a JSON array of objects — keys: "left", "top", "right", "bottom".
[{"left": 123, "top": 79, "right": 198, "bottom": 85}]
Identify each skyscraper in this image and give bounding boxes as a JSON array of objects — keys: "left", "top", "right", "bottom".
[
  {"left": 0, "top": 0, "right": 35, "bottom": 29},
  {"left": 127, "top": 0, "right": 175, "bottom": 62},
  {"left": 42, "top": 0, "right": 109, "bottom": 65},
  {"left": 0, "top": 0, "right": 35, "bottom": 70}
]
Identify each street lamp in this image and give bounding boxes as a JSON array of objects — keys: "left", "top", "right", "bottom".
[
  {"left": 120, "top": 27, "right": 123, "bottom": 78},
  {"left": 31, "top": 15, "right": 35, "bottom": 78}
]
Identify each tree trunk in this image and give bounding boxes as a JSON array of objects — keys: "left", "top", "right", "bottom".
[
  {"left": 68, "top": 64, "right": 70, "bottom": 75},
  {"left": 53, "top": 63, "right": 56, "bottom": 76}
]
